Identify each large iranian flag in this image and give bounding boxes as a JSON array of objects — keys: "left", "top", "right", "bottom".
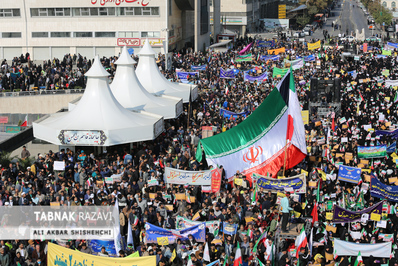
[{"left": 196, "top": 70, "right": 306, "bottom": 179}]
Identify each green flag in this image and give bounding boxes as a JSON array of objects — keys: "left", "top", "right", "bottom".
[
  {"left": 223, "top": 255, "right": 228, "bottom": 266},
  {"left": 253, "top": 228, "right": 268, "bottom": 253},
  {"left": 353, "top": 251, "right": 363, "bottom": 266},
  {"left": 272, "top": 67, "right": 289, "bottom": 77},
  {"left": 126, "top": 251, "right": 140, "bottom": 258},
  {"left": 251, "top": 181, "right": 257, "bottom": 205},
  {"left": 256, "top": 258, "right": 266, "bottom": 266}
]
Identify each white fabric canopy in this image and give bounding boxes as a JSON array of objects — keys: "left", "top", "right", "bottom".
[
  {"left": 334, "top": 239, "right": 391, "bottom": 258},
  {"left": 33, "top": 56, "right": 164, "bottom": 146},
  {"left": 110, "top": 46, "right": 183, "bottom": 119},
  {"left": 135, "top": 39, "right": 197, "bottom": 103}
]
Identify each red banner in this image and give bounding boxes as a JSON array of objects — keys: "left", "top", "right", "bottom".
[{"left": 211, "top": 169, "right": 222, "bottom": 193}]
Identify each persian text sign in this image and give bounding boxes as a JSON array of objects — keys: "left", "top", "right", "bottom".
[
  {"left": 0, "top": 116, "right": 8, "bottom": 123},
  {"left": 58, "top": 130, "right": 107, "bottom": 145},
  {"left": 91, "top": 0, "right": 150, "bottom": 7},
  {"left": 0, "top": 206, "right": 117, "bottom": 239},
  {"left": 254, "top": 173, "right": 306, "bottom": 194},
  {"left": 117, "top": 38, "right": 140, "bottom": 46},
  {"left": 332, "top": 201, "right": 383, "bottom": 223},
  {"left": 371, "top": 175, "right": 398, "bottom": 202},
  {"left": 176, "top": 216, "right": 220, "bottom": 234},
  {"left": 48, "top": 243, "right": 156, "bottom": 266},
  {"left": 358, "top": 145, "right": 387, "bottom": 158},
  {"left": 5, "top": 126, "right": 20, "bottom": 133},
  {"left": 337, "top": 165, "right": 361, "bottom": 184},
  {"left": 211, "top": 168, "right": 222, "bottom": 192},
  {"left": 165, "top": 167, "right": 219, "bottom": 185},
  {"left": 145, "top": 222, "right": 206, "bottom": 243},
  {"left": 117, "top": 38, "right": 164, "bottom": 47}
]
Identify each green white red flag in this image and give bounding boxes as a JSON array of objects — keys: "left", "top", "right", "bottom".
[{"left": 196, "top": 70, "right": 306, "bottom": 179}]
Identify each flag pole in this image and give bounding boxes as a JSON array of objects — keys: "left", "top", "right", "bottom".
[
  {"left": 282, "top": 67, "right": 293, "bottom": 177},
  {"left": 282, "top": 138, "right": 288, "bottom": 177}
]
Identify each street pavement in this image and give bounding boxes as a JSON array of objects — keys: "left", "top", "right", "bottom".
[{"left": 253, "top": 0, "right": 383, "bottom": 41}]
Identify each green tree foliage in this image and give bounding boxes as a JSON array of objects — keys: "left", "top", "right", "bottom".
[
  {"left": 297, "top": 15, "right": 311, "bottom": 26},
  {"left": 373, "top": 6, "right": 393, "bottom": 25},
  {"left": 0, "top": 151, "right": 16, "bottom": 168},
  {"left": 300, "top": 0, "right": 328, "bottom": 15}
]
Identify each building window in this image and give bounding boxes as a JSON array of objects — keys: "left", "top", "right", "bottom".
[
  {"left": 72, "top": 7, "right": 90, "bottom": 16},
  {"left": 31, "top": 6, "right": 159, "bottom": 17},
  {"left": 73, "top": 32, "right": 93, "bottom": 37},
  {"left": 0, "top": 9, "right": 20, "bottom": 17},
  {"left": 118, "top": 7, "right": 159, "bottom": 15},
  {"left": 382, "top": 1, "right": 387, "bottom": 7},
  {"left": 392, "top": 2, "right": 396, "bottom": 8},
  {"left": 99, "top": 7, "right": 115, "bottom": 16},
  {"left": 32, "top": 32, "right": 49, "bottom": 38},
  {"left": 141, "top": 31, "right": 161, "bottom": 38},
  {"left": 31, "top": 8, "right": 71, "bottom": 17},
  {"left": 2, "top": 32, "right": 21, "bottom": 38},
  {"left": 118, "top": 31, "right": 140, "bottom": 38},
  {"left": 50, "top": 32, "right": 71, "bottom": 38},
  {"left": 95, "top": 32, "right": 116, "bottom": 37}
]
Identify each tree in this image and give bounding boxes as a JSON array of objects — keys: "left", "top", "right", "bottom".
[
  {"left": 297, "top": 15, "right": 311, "bottom": 27},
  {"left": 374, "top": 7, "right": 393, "bottom": 25},
  {"left": 300, "top": 0, "right": 327, "bottom": 15},
  {"left": 18, "top": 156, "right": 35, "bottom": 170},
  {"left": 0, "top": 151, "right": 16, "bottom": 168}
]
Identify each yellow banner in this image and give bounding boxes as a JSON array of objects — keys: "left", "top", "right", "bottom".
[
  {"left": 234, "top": 178, "right": 243, "bottom": 186},
  {"left": 301, "top": 110, "right": 309, "bottom": 125},
  {"left": 308, "top": 41, "right": 321, "bottom": 50},
  {"left": 48, "top": 243, "right": 156, "bottom": 266},
  {"left": 157, "top": 236, "right": 169, "bottom": 246},
  {"left": 268, "top": 47, "right": 286, "bottom": 55}
]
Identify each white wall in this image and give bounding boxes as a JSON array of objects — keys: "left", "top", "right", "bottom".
[{"left": 0, "top": 94, "right": 83, "bottom": 114}]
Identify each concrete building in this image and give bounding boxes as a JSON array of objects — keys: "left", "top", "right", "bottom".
[
  {"left": 0, "top": 0, "right": 211, "bottom": 61},
  {"left": 210, "top": 0, "right": 283, "bottom": 36}
]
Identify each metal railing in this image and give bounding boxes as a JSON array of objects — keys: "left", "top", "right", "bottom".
[{"left": 0, "top": 89, "right": 85, "bottom": 97}]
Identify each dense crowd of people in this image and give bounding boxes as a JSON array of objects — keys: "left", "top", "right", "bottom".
[{"left": 2, "top": 19, "right": 398, "bottom": 266}]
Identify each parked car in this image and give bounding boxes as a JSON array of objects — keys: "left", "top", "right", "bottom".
[
  {"left": 293, "top": 31, "right": 305, "bottom": 38},
  {"left": 303, "top": 25, "right": 312, "bottom": 36},
  {"left": 340, "top": 35, "right": 356, "bottom": 42},
  {"left": 366, "top": 36, "right": 381, "bottom": 42}
]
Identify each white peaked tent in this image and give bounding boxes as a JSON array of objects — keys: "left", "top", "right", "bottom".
[
  {"left": 110, "top": 46, "right": 183, "bottom": 119},
  {"left": 135, "top": 39, "right": 198, "bottom": 103},
  {"left": 33, "top": 56, "right": 164, "bottom": 146}
]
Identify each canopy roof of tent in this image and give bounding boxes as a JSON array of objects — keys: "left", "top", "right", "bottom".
[
  {"left": 33, "top": 56, "right": 164, "bottom": 146},
  {"left": 110, "top": 46, "right": 183, "bottom": 119},
  {"left": 136, "top": 39, "right": 198, "bottom": 103}
]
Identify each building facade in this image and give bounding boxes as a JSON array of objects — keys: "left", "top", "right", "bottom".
[
  {"left": 210, "top": 0, "right": 284, "bottom": 37},
  {"left": 0, "top": 0, "right": 211, "bottom": 61}
]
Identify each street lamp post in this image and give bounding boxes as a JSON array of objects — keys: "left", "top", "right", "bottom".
[{"left": 162, "top": 0, "right": 170, "bottom": 70}]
